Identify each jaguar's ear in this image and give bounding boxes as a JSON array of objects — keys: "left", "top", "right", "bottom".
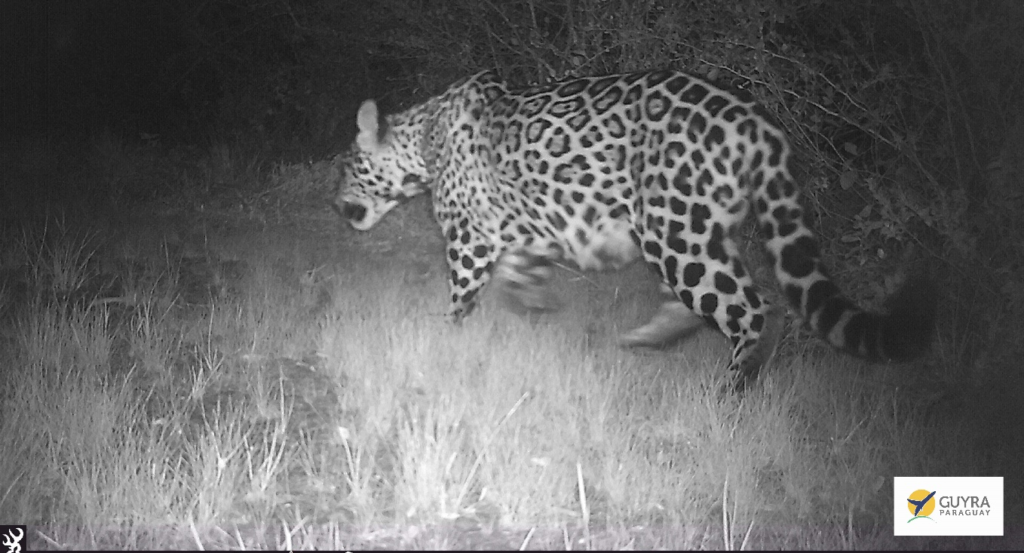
[{"left": 356, "top": 100, "right": 384, "bottom": 152}]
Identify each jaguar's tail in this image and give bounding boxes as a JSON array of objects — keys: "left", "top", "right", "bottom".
[{"left": 750, "top": 137, "right": 936, "bottom": 363}]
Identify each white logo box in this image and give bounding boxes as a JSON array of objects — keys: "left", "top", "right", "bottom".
[{"left": 894, "top": 476, "right": 1003, "bottom": 536}]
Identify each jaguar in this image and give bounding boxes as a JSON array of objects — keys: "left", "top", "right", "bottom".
[{"left": 334, "top": 69, "right": 934, "bottom": 388}]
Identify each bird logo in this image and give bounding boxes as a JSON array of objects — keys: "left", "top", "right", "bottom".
[{"left": 906, "top": 489, "right": 937, "bottom": 521}]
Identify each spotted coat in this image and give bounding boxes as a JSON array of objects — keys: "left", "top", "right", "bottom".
[{"left": 335, "top": 69, "right": 934, "bottom": 386}]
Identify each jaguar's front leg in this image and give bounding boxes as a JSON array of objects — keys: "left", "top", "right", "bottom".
[
  {"left": 444, "top": 227, "right": 500, "bottom": 322},
  {"left": 492, "top": 244, "right": 563, "bottom": 314}
]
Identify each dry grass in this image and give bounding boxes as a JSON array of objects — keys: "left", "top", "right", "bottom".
[{"left": 0, "top": 184, "right": 1019, "bottom": 550}]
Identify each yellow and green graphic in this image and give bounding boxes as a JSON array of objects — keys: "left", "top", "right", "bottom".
[{"left": 906, "top": 489, "right": 937, "bottom": 523}]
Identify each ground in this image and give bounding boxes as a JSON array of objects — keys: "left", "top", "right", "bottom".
[{"left": 4, "top": 159, "right": 1020, "bottom": 550}]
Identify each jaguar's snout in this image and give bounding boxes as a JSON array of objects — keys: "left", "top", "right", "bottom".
[{"left": 339, "top": 201, "right": 368, "bottom": 223}]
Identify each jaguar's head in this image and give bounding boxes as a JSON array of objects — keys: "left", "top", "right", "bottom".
[{"left": 334, "top": 100, "right": 428, "bottom": 230}]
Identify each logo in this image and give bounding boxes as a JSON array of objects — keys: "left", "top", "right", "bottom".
[
  {"left": 894, "top": 477, "right": 1003, "bottom": 536},
  {"left": 1, "top": 526, "right": 24, "bottom": 553},
  {"left": 906, "top": 489, "right": 937, "bottom": 521}
]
